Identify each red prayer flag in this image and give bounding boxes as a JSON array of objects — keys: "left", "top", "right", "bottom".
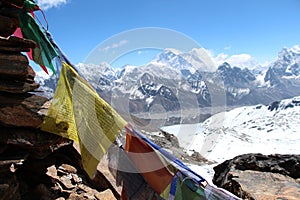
[{"left": 125, "top": 126, "right": 174, "bottom": 194}]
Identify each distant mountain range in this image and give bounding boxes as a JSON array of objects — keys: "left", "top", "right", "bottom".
[{"left": 36, "top": 45, "right": 300, "bottom": 117}]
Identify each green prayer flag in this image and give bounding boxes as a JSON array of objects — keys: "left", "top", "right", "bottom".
[
  {"left": 174, "top": 177, "right": 206, "bottom": 200},
  {"left": 18, "top": 8, "right": 58, "bottom": 74}
]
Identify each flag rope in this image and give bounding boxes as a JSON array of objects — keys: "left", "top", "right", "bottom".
[{"left": 13, "top": 1, "right": 241, "bottom": 199}]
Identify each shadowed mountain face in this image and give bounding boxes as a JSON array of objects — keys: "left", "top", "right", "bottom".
[
  {"left": 264, "top": 47, "right": 300, "bottom": 91},
  {"left": 37, "top": 46, "right": 300, "bottom": 116}
]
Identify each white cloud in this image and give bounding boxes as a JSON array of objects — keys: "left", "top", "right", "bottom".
[
  {"left": 214, "top": 53, "right": 228, "bottom": 64},
  {"left": 99, "top": 40, "right": 129, "bottom": 51},
  {"left": 214, "top": 53, "right": 259, "bottom": 69},
  {"left": 184, "top": 48, "right": 260, "bottom": 71},
  {"left": 36, "top": 0, "right": 69, "bottom": 10},
  {"left": 184, "top": 48, "right": 266, "bottom": 70},
  {"left": 189, "top": 48, "right": 217, "bottom": 71}
]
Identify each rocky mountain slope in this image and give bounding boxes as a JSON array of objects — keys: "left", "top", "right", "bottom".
[{"left": 264, "top": 45, "right": 300, "bottom": 87}]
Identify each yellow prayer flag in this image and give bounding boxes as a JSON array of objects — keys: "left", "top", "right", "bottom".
[{"left": 41, "top": 62, "right": 127, "bottom": 177}]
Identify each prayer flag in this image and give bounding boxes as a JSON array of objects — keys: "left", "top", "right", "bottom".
[
  {"left": 41, "top": 62, "right": 127, "bottom": 177},
  {"left": 125, "top": 126, "right": 175, "bottom": 194},
  {"left": 18, "top": 7, "right": 58, "bottom": 74}
]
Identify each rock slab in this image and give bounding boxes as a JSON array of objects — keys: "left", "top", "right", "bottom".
[{"left": 213, "top": 153, "right": 300, "bottom": 200}]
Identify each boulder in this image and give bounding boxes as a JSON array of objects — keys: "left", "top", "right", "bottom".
[
  {"left": 0, "top": 0, "right": 24, "bottom": 41},
  {"left": 0, "top": 149, "right": 27, "bottom": 200},
  {"left": 27, "top": 65, "right": 36, "bottom": 80},
  {"left": 95, "top": 189, "right": 117, "bottom": 200},
  {"left": 0, "top": 80, "right": 40, "bottom": 93},
  {"left": 0, "top": 52, "right": 28, "bottom": 79},
  {"left": 229, "top": 170, "right": 300, "bottom": 200},
  {"left": 0, "top": 36, "right": 36, "bottom": 53},
  {"left": 0, "top": 15, "right": 18, "bottom": 37},
  {"left": 0, "top": 127, "right": 72, "bottom": 159},
  {"left": 0, "top": 0, "right": 24, "bottom": 7},
  {"left": 0, "top": 93, "right": 47, "bottom": 128},
  {"left": 6, "top": 144, "right": 117, "bottom": 200},
  {"left": 0, "top": 172, "right": 20, "bottom": 200},
  {"left": 0, "top": 38, "right": 40, "bottom": 93},
  {"left": 213, "top": 153, "right": 300, "bottom": 199}
]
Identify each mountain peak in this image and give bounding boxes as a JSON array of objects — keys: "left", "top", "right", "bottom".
[
  {"left": 151, "top": 48, "right": 193, "bottom": 71},
  {"left": 278, "top": 45, "right": 300, "bottom": 60},
  {"left": 164, "top": 48, "right": 182, "bottom": 55},
  {"left": 291, "top": 45, "right": 300, "bottom": 54},
  {"left": 217, "top": 62, "right": 231, "bottom": 71},
  {"left": 39, "top": 46, "right": 300, "bottom": 111},
  {"left": 269, "top": 44, "right": 300, "bottom": 79}
]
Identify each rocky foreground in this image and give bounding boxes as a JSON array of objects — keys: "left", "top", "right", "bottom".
[{"left": 213, "top": 154, "right": 300, "bottom": 199}]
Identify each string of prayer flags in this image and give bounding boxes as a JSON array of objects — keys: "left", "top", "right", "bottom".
[{"left": 41, "top": 62, "right": 127, "bottom": 177}]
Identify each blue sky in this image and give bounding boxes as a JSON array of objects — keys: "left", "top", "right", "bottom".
[{"left": 35, "top": 0, "right": 300, "bottom": 69}]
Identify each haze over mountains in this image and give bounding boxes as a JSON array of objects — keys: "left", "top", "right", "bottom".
[{"left": 37, "top": 45, "right": 300, "bottom": 124}]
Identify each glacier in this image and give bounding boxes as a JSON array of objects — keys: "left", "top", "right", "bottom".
[{"left": 161, "top": 96, "right": 300, "bottom": 180}]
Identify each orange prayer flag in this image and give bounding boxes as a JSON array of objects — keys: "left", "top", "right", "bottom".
[{"left": 125, "top": 127, "right": 174, "bottom": 194}]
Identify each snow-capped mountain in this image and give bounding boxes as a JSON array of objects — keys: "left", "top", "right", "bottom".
[
  {"left": 217, "top": 62, "right": 256, "bottom": 87},
  {"left": 151, "top": 48, "right": 216, "bottom": 72},
  {"left": 161, "top": 96, "right": 300, "bottom": 163},
  {"left": 151, "top": 48, "right": 194, "bottom": 71},
  {"left": 264, "top": 45, "right": 300, "bottom": 87},
  {"left": 76, "top": 62, "right": 116, "bottom": 91},
  {"left": 161, "top": 96, "right": 300, "bottom": 180},
  {"left": 35, "top": 70, "right": 57, "bottom": 99},
  {"left": 36, "top": 45, "right": 300, "bottom": 119}
]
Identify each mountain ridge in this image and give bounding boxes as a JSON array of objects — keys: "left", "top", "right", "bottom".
[{"left": 36, "top": 45, "right": 300, "bottom": 123}]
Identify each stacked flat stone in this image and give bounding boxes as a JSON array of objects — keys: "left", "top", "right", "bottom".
[
  {"left": 0, "top": 0, "right": 50, "bottom": 132},
  {"left": 0, "top": 1, "right": 118, "bottom": 199},
  {"left": 0, "top": 0, "right": 41, "bottom": 93},
  {"left": 0, "top": 35, "right": 46, "bottom": 129},
  {"left": 0, "top": 2, "right": 69, "bottom": 199},
  {"left": 0, "top": 36, "right": 40, "bottom": 93},
  {"left": 0, "top": 0, "right": 23, "bottom": 38}
]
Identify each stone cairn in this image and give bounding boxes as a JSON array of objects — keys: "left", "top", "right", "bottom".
[{"left": 0, "top": 0, "right": 119, "bottom": 199}]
